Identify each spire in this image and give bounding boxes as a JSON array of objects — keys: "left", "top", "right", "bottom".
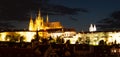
[
  {"left": 89, "top": 24, "right": 97, "bottom": 32},
  {"left": 46, "top": 14, "right": 49, "bottom": 23},
  {"left": 93, "top": 24, "right": 97, "bottom": 31},
  {"left": 38, "top": 10, "right": 41, "bottom": 17},
  {"left": 89, "top": 24, "right": 94, "bottom": 32},
  {"left": 29, "top": 15, "right": 34, "bottom": 31}
]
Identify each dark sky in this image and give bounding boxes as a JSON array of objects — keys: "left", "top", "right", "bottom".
[{"left": 0, "top": 0, "right": 120, "bottom": 32}]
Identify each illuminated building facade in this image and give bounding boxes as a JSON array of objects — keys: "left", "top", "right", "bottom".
[
  {"left": 78, "top": 31, "right": 120, "bottom": 45},
  {"left": 1, "top": 10, "right": 120, "bottom": 45},
  {"left": 0, "top": 10, "right": 76, "bottom": 42},
  {"left": 29, "top": 10, "right": 63, "bottom": 31},
  {"left": 28, "top": 10, "right": 77, "bottom": 42},
  {"left": 28, "top": 10, "right": 64, "bottom": 38}
]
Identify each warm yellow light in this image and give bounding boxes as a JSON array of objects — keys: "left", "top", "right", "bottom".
[
  {"left": 29, "top": 17, "right": 34, "bottom": 31},
  {"left": 25, "top": 32, "right": 36, "bottom": 42},
  {"left": 50, "top": 33, "right": 63, "bottom": 38},
  {"left": 64, "top": 35, "right": 78, "bottom": 44},
  {"left": 17, "top": 32, "right": 36, "bottom": 42},
  {"left": 0, "top": 32, "right": 7, "bottom": 41},
  {"left": 108, "top": 32, "right": 120, "bottom": 44}
]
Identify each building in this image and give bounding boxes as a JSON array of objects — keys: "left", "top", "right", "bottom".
[
  {"left": 0, "top": 10, "right": 76, "bottom": 42},
  {"left": 1, "top": 10, "right": 120, "bottom": 45},
  {"left": 29, "top": 10, "right": 63, "bottom": 31},
  {"left": 78, "top": 30, "right": 120, "bottom": 45},
  {"left": 28, "top": 10, "right": 76, "bottom": 39}
]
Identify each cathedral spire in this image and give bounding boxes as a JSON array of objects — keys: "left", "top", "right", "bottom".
[
  {"left": 89, "top": 24, "right": 97, "bottom": 32},
  {"left": 93, "top": 24, "right": 97, "bottom": 31},
  {"left": 29, "top": 15, "right": 34, "bottom": 31},
  {"left": 46, "top": 14, "right": 49, "bottom": 23},
  {"left": 89, "top": 24, "right": 94, "bottom": 32},
  {"left": 38, "top": 10, "right": 41, "bottom": 17}
]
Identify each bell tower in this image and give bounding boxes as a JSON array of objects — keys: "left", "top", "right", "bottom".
[{"left": 89, "top": 24, "right": 97, "bottom": 32}]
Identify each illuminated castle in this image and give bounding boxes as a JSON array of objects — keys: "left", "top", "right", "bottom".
[
  {"left": 29, "top": 10, "right": 63, "bottom": 31},
  {"left": 1, "top": 10, "right": 120, "bottom": 45},
  {"left": 28, "top": 10, "right": 76, "bottom": 39}
]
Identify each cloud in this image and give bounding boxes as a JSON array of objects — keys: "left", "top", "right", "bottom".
[
  {"left": 0, "top": 23, "right": 15, "bottom": 29},
  {"left": 41, "top": 4, "right": 88, "bottom": 15},
  {"left": 0, "top": 0, "right": 88, "bottom": 21}
]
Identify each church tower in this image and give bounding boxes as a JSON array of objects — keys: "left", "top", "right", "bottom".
[
  {"left": 29, "top": 15, "right": 34, "bottom": 31},
  {"left": 89, "top": 24, "right": 97, "bottom": 32},
  {"left": 46, "top": 14, "right": 49, "bottom": 23},
  {"left": 34, "top": 10, "right": 44, "bottom": 30},
  {"left": 93, "top": 24, "right": 97, "bottom": 31}
]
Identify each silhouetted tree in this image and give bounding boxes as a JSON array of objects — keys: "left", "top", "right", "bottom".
[
  {"left": 61, "top": 38, "right": 65, "bottom": 44},
  {"left": 75, "top": 40, "right": 79, "bottom": 44},
  {"left": 56, "top": 36, "right": 65, "bottom": 44},
  {"left": 20, "top": 36, "right": 25, "bottom": 42},
  {"left": 66, "top": 40, "right": 70, "bottom": 44},
  {"left": 99, "top": 40, "right": 106, "bottom": 45},
  {"left": 5, "top": 33, "right": 21, "bottom": 42},
  {"left": 41, "top": 38, "right": 49, "bottom": 44},
  {"left": 48, "top": 36, "right": 55, "bottom": 43},
  {"left": 5, "top": 35, "right": 11, "bottom": 41},
  {"left": 56, "top": 36, "right": 61, "bottom": 44},
  {"left": 85, "top": 37, "right": 90, "bottom": 44}
]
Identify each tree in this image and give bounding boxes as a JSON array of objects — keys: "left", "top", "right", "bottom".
[
  {"left": 20, "top": 36, "right": 25, "bottom": 42},
  {"left": 99, "top": 40, "right": 106, "bottom": 45},
  {"left": 85, "top": 37, "right": 90, "bottom": 44},
  {"left": 56, "top": 36, "right": 61, "bottom": 44},
  {"left": 66, "top": 40, "right": 70, "bottom": 44},
  {"left": 5, "top": 33, "right": 21, "bottom": 42}
]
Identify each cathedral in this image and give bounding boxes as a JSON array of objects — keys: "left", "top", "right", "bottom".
[
  {"left": 28, "top": 10, "right": 76, "bottom": 39},
  {"left": 29, "top": 10, "right": 63, "bottom": 31}
]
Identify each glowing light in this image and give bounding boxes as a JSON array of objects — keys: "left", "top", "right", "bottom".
[
  {"left": 17, "top": 32, "right": 36, "bottom": 42},
  {"left": 64, "top": 35, "right": 78, "bottom": 44},
  {"left": 107, "top": 32, "right": 120, "bottom": 44},
  {"left": 0, "top": 32, "right": 7, "bottom": 41},
  {"left": 25, "top": 32, "right": 36, "bottom": 42},
  {"left": 50, "top": 32, "right": 63, "bottom": 38},
  {"left": 111, "top": 49, "right": 117, "bottom": 53},
  {"left": 29, "top": 17, "right": 34, "bottom": 31},
  {"left": 89, "top": 24, "right": 97, "bottom": 32}
]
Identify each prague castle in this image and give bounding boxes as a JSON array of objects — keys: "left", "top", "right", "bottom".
[
  {"left": 28, "top": 10, "right": 76, "bottom": 39},
  {"left": 1, "top": 10, "right": 120, "bottom": 45},
  {"left": 0, "top": 10, "right": 76, "bottom": 43}
]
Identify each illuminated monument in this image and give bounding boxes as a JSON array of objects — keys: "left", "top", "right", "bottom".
[
  {"left": 2, "top": 10, "right": 120, "bottom": 45},
  {"left": 0, "top": 10, "right": 76, "bottom": 43},
  {"left": 28, "top": 10, "right": 67, "bottom": 39},
  {"left": 28, "top": 10, "right": 76, "bottom": 41},
  {"left": 29, "top": 10, "right": 63, "bottom": 31}
]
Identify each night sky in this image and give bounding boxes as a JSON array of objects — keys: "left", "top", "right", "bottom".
[{"left": 0, "top": 0, "right": 120, "bottom": 32}]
